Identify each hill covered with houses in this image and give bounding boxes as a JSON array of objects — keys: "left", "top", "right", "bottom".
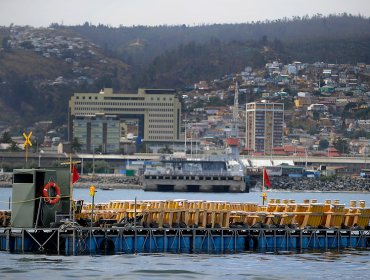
[{"left": 0, "top": 14, "right": 370, "bottom": 158}]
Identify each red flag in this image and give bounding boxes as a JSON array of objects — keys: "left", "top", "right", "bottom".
[
  {"left": 72, "top": 165, "right": 80, "bottom": 183},
  {"left": 263, "top": 168, "right": 271, "bottom": 188}
]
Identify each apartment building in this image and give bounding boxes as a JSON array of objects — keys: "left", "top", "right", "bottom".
[
  {"left": 73, "top": 114, "right": 120, "bottom": 153},
  {"left": 68, "top": 88, "right": 181, "bottom": 151},
  {"left": 245, "top": 102, "right": 284, "bottom": 154}
]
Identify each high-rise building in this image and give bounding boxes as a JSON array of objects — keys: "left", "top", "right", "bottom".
[
  {"left": 245, "top": 102, "right": 284, "bottom": 154},
  {"left": 73, "top": 114, "right": 120, "bottom": 153},
  {"left": 68, "top": 88, "right": 182, "bottom": 150}
]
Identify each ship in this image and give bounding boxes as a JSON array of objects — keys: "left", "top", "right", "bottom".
[{"left": 142, "top": 155, "right": 250, "bottom": 192}]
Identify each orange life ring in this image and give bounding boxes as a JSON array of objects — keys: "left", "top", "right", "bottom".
[{"left": 42, "top": 182, "right": 61, "bottom": 205}]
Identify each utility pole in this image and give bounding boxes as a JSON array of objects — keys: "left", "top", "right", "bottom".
[{"left": 232, "top": 81, "right": 239, "bottom": 139}]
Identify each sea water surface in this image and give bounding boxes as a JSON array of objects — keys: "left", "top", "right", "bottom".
[{"left": 1, "top": 188, "right": 370, "bottom": 279}]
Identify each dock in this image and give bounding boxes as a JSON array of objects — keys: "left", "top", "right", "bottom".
[{"left": 1, "top": 198, "right": 370, "bottom": 255}]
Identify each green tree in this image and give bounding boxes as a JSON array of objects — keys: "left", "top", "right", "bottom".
[
  {"left": 319, "top": 139, "right": 329, "bottom": 150},
  {"left": 333, "top": 137, "right": 349, "bottom": 154},
  {"left": 94, "top": 160, "right": 110, "bottom": 173},
  {"left": 71, "top": 137, "right": 82, "bottom": 152},
  {"left": 159, "top": 144, "right": 173, "bottom": 154},
  {"left": 353, "top": 129, "right": 367, "bottom": 139},
  {"left": 6, "top": 141, "right": 21, "bottom": 152},
  {"left": 312, "top": 111, "right": 320, "bottom": 121},
  {"left": 208, "top": 96, "right": 224, "bottom": 106},
  {"left": 0, "top": 131, "right": 12, "bottom": 143},
  {"left": 19, "top": 41, "right": 34, "bottom": 49},
  {"left": 1, "top": 36, "right": 11, "bottom": 50}
]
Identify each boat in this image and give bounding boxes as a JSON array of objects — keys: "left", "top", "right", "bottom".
[
  {"left": 100, "top": 186, "right": 114, "bottom": 191},
  {"left": 142, "top": 155, "right": 250, "bottom": 192}
]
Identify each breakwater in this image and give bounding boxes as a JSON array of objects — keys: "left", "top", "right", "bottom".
[
  {"left": 0, "top": 173, "right": 142, "bottom": 189},
  {"left": 75, "top": 175, "right": 141, "bottom": 189},
  {"left": 259, "top": 177, "right": 370, "bottom": 192},
  {"left": 79, "top": 175, "right": 370, "bottom": 191}
]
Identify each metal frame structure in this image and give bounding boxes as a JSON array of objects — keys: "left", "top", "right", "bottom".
[{"left": 1, "top": 227, "right": 369, "bottom": 255}]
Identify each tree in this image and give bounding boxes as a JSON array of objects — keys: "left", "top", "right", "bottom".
[
  {"left": 208, "top": 96, "right": 224, "bottom": 106},
  {"left": 159, "top": 144, "right": 173, "bottom": 154},
  {"left": 20, "top": 41, "right": 34, "bottom": 49},
  {"left": 1, "top": 36, "right": 11, "bottom": 50},
  {"left": 312, "top": 111, "right": 320, "bottom": 121},
  {"left": 6, "top": 141, "right": 21, "bottom": 152},
  {"left": 94, "top": 160, "right": 110, "bottom": 173},
  {"left": 319, "top": 139, "right": 329, "bottom": 150},
  {"left": 333, "top": 137, "right": 349, "bottom": 154},
  {"left": 71, "top": 137, "right": 82, "bottom": 152},
  {"left": 0, "top": 131, "right": 12, "bottom": 143}
]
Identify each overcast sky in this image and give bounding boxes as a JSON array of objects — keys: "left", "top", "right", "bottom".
[{"left": 1, "top": 0, "right": 369, "bottom": 27}]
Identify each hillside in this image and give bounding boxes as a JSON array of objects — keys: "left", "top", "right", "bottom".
[
  {"left": 0, "top": 26, "right": 129, "bottom": 128},
  {"left": 0, "top": 14, "right": 370, "bottom": 132},
  {"left": 66, "top": 14, "right": 370, "bottom": 88}
]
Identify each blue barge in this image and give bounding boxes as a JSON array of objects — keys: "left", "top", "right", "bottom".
[
  {"left": 1, "top": 167, "right": 370, "bottom": 255},
  {"left": 1, "top": 227, "right": 369, "bottom": 255}
]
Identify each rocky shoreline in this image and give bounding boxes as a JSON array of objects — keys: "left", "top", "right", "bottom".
[
  {"left": 255, "top": 176, "right": 370, "bottom": 192},
  {"left": 0, "top": 174, "right": 143, "bottom": 189},
  {"left": 1, "top": 173, "right": 370, "bottom": 192},
  {"left": 73, "top": 175, "right": 142, "bottom": 189}
]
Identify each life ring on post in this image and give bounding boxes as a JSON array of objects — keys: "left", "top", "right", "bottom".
[{"left": 43, "top": 182, "right": 61, "bottom": 205}]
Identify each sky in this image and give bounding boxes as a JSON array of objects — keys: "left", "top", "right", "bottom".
[{"left": 0, "top": 0, "right": 370, "bottom": 27}]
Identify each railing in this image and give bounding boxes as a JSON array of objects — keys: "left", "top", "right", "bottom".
[{"left": 143, "top": 170, "right": 243, "bottom": 177}]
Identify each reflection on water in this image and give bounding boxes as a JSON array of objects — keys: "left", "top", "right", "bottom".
[{"left": 1, "top": 251, "right": 370, "bottom": 280}]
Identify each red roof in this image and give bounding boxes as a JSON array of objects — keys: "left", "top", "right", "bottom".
[
  {"left": 251, "top": 152, "right": 265, "bottom": 156},
  {"left": 326, "top": 147, "right": 341, "bottom": 157},
  {"left": 272, "top": 151, "right": 289, "bottom": 155},
  {"left": 226, "top": 138, "right": 239, "bottom": 146},
  {"left": 283, "top": 145, "right": 306, "bottom": 154}
]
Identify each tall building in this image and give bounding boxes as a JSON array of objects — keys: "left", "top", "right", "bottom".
[
  {"left": 69, "top": 88, "right": 182, "bottom": 150},
  {"left": 245, "top": 102, "right": 284, "bottom": 154},
  {"left": 73, "top": 114, "right": 120, "bottom": 153}
]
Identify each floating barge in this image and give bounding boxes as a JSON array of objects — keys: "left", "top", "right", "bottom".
[
  {"left": 1, "top": 197, "right": 370, "bottom": 255},
  {"left": 1, "top": 227, "right": 370, "bottom": 255},
  {"left": 1, "top": 168, "right": 370, "bottom": 255}
]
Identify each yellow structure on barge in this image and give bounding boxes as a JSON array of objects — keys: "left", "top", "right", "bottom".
[{"left": 79, "top": 199, "right": 370, "bottom": 230}]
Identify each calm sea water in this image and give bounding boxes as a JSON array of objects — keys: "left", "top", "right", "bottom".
[{"left": 1, "top": 188, "right": 370, "bottom": 279}]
